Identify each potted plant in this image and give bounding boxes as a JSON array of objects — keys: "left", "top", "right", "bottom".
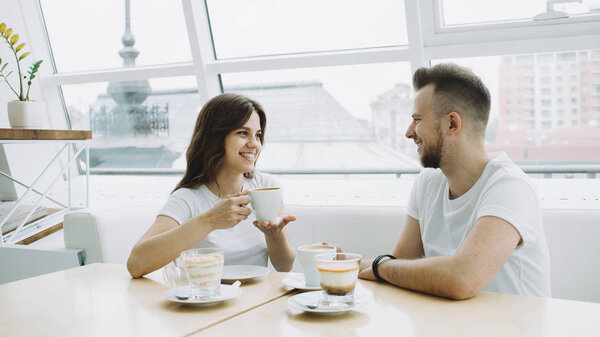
[{"left": 0, "top": 22, "right": 44, "bottom": 129}]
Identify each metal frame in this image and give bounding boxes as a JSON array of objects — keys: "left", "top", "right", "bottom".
[
  {"left": 87, "top": 165, "right": 600, "bottom": 179},
  {"left": 0, "top": 139, "right": 90, "bottom": 245}
]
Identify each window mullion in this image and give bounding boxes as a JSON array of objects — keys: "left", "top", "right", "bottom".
[
  {"left": 405, "top": 0, "right": 430, "bottom": 72},
  {"left": 182, "top": 0, "right": 220, "bottom": 101}
]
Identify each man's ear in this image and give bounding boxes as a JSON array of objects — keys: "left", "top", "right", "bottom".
[{"left": 447, "top": 111, "right": 462, "bottom": 136}]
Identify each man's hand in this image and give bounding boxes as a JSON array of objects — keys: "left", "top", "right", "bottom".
[
  {"left": 358, "top": 257, "right": 377, "bottom": 280},
  {"left": 359, "top": 257, "right": 374, "bottom": 271},
  {"left": 321, "top": 242, "right": 344, "bottom": 253}
]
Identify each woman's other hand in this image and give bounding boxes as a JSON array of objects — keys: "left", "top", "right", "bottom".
[{"left": 253, "top": 215, "right": 296, "bottom": 236}]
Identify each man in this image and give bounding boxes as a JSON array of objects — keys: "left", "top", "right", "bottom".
[{"left": 359, "top": 63, "right": 551, "bottom": 300}]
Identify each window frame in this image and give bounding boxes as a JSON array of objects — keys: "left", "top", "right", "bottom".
[{"left": 18, "top": 0, "right": 600, "bottom": 176}]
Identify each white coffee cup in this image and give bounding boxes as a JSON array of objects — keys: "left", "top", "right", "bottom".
[
  {"left": 248, "top": 187, "right": 282, "bottom": 222},
  {"left": 296, "top": 244, "right": 337, "bottom": 287}
]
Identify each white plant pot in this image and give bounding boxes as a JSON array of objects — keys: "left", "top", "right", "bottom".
[{"left": 7, "top": 100, "right": 48, "bottom": 129}]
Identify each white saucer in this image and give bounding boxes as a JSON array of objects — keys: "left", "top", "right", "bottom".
[
  {"left": 287, "top": 290, "right": 370, "bottom": 315},
  {"left": 164, "top": 284, "right": 242, "bottom": 306},
  {"left": 221, "top": 265, "right": 270, "bottom": 282},
  {"left": 281, "top": 273, "right": 321, "bottom": 291}
]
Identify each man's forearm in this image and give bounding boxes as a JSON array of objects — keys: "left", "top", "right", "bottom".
[{"left": 377, "top": 256, "right": 480, "bottom": 300}]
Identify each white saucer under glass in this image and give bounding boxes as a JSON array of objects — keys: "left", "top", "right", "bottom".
[
  {"left": 287, "top": 290, "right": 370, "bottom": 315},
  {"left": 164, "top": 283, "right": 242, "bottom": 306}
]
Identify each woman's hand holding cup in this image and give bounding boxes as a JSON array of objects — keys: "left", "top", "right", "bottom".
[{"left": 203, "top": 191, "right": 251, "bottom": 230}]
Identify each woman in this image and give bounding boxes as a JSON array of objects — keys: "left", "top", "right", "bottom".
[{"left": 127, "top": 93, "right": 296, "bottom": 278}]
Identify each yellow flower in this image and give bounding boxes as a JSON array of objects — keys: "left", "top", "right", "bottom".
[{"left": 4, "top": 28, "right": 12, "bottom": 38}]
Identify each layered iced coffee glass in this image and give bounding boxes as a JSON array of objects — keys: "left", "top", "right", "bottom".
[
  {"left": 180, "top": 248, "right": 224, "bottom": 299},
  {"left": 315, "top": 252, "right": 362, "bottom": 307}
]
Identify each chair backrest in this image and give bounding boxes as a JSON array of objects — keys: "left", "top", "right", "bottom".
[
  {"left": 286, "top": 205, "right": 406, "bottom": 271},
  {"left": 62, "top": 203, "right": 600, "bottom": 303},
  {"left": 64, "top": 203, "right": 161, "bottom": 265},
  {"left": 542, "top": 209, "right": 600, "bottom": 302},
  {"left": 0, "top": 245, "right": 83, "bottom": 284}
]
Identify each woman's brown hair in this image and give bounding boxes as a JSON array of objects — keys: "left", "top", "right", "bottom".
[{"left": 173, "top": 93, "right": 266, "bottom": 192}]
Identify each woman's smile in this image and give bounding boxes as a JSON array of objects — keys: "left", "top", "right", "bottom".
[{"left": 240, "top": 152, "right": 256, "bottom": 163}]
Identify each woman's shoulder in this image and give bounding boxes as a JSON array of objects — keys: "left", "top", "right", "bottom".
[
  {"left": 170, "top": 186, "right": 208, "bottom": 201},
  {"left": 171, "top": 186, "right": 195, "bottom": 197},
  {"left": 167, "top": 185, "right": 217, "bottom": 210},
  {"left": 247, "top": 171, "right": 281, "bottom": 189}
]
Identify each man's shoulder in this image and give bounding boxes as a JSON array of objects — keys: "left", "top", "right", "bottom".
[
  {"left": 412, "top": 168, "right": 446, "bottom": 200},
  {"left": 416, "top": 168, "right": 445, "bottom": 185},
  {"left": 483, "top": 153, "right": 537, "bottom": 196},
  {"left": 487, "top": 153, "right": 532, "bottom": 183}
]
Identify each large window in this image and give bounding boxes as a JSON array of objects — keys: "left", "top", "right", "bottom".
[
  {"left": 221, "top": 63, "right": 419, "bottom": 172},
  {"left": 39, "top": 0, "right": 192, "bottom": 72},
  {"left": 206, "top": 0, "right": 408, "bottom": 59},
  {"left": 33, "top": 0, "right": 600, "bottom": 176},
  {"left": 61, "top": 76, "right": 199, "bottom": 170},
  {"left": 440, "top": 0, "right": 599, "bottom": 26},
  {"left": 435, "top": 49, "right": 600, "bottom": 165}
]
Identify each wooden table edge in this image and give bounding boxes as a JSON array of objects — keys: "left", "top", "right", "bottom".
[{"left": 182, "top": 288, "right": 300, "bottom": 337}]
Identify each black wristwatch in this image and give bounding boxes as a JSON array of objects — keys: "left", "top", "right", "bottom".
[{"left": 372, "top": 254, "right": 396, "bottom": 282}]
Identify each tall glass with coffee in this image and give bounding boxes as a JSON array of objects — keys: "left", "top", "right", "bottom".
[
  {"left": 315, "top": 252, "right": 362, "bottom": 307},
  {"left": 180, "top": 248, "right": 224, "bottom": 299}
]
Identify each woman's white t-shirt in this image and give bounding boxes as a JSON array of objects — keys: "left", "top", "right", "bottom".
[{"left": 158, "top": 171, "right": 281, "bottom": 266}]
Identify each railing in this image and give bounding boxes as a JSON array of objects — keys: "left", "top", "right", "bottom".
[{"left": 89, "top": 165, "right": 600, "bottom": 178}]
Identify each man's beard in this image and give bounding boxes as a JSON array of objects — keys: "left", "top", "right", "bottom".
[{"left": 420, "top": 129, "right": 444, "bottom": 168}]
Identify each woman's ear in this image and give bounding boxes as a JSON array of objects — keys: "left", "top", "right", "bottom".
[{"left": 447, "top": 111, "right": 462, "bottom": 136}]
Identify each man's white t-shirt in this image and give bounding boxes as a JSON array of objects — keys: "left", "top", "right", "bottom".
[
  {"left": 158, "top": 171, "right": 281, "bottom": 267},
  {"left": 407, "top": 152, "right": 551, "bottom": 297}
]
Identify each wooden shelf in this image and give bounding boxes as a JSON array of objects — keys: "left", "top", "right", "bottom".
[
  {"left": 0, "top": 128, "right": 92, "bottom": 140},
  {"left": 2, "top": 208, "right": 62, "bottom": 235},
  {"left": 2, "top": 208, "right": 63, "bottom": 245},
  {"left": 15, "top": 223, "right": 63, "bottom": 245}
]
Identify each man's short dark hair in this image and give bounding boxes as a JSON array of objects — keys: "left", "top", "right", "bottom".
[{"left": 412, "top": 63, "right": 491, "bottom": 134}]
